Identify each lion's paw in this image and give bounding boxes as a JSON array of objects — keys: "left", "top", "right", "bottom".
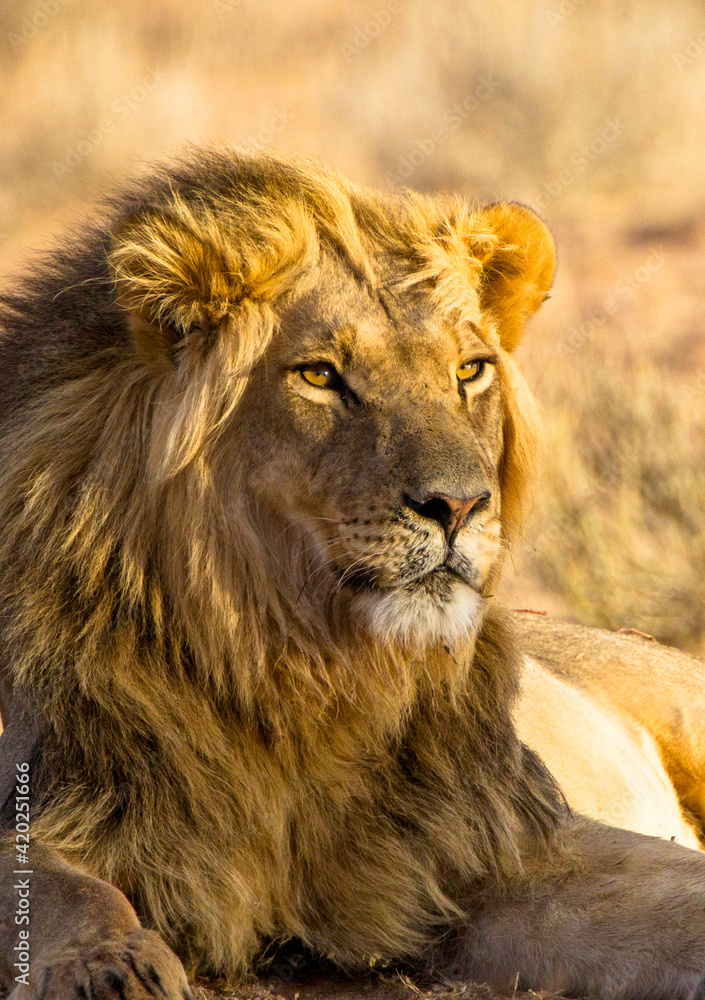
[{"left": 8, "top": 928, "right": 193, "bottom": 1000}]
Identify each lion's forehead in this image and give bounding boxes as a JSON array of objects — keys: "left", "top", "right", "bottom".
[{"left": 276, "top": 258, "right": 490, "bottom": 391}]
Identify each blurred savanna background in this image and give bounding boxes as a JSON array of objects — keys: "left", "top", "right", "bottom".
[{"left": 2, "top": 0, "right": 705, "bottom": 652}]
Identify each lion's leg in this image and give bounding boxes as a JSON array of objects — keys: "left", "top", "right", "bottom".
[
  {"left": 0, "top": 837, "right": 193, "bottom": 999},
  {"left": 0, "top": 699, "right": 192, "bottom": 1000},
  {"left": 439, "top": 818, "right": 705, "bottom": 999}
]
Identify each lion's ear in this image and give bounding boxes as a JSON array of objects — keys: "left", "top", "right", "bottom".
[
  {"left": 476, "top": 203, "right": 556, "bottom": 353},
  {"left": 109, "top": 207, "right": 243, "bottom": 368}
]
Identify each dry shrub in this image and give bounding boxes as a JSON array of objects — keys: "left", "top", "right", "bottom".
[
  {"left": 525, "top": 347, "right": 705, "bottom": 652},
  {"left": 2, "top": 0, "right": 705, "bottom": 240}
]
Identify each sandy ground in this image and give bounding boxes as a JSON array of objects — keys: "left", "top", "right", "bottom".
[
  {"left": 0, "top": 968, "right": 563, "bottom": 1000},
  {"left": 191, "top": 971, "right": 560, "bottom": 1000}
]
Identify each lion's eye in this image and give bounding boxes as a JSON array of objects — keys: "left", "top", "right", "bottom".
[
  {"left": 300, "top": 363, "right": 337, "bottom": 389},
  {"left": 456, "top": 360, "right": 486, "bottom": 383}
]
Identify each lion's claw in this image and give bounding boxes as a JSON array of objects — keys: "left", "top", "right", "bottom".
[{"left": 9, "top": 928, "right": 189, "bottom": 1000}]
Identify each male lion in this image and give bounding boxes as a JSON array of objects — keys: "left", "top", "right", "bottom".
[{"left": 1, "top": 148, "right": 705, "bottom": 1000}]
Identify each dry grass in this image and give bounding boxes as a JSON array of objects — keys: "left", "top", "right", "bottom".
[
  {"left": 523, "top": 347, "right": 705, "bottom": 651},
  {"left": 2, "top": 1, "right": 705, "bottom": 647}
]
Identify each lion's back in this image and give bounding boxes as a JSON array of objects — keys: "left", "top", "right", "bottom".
[{"left": 513, "top": 611, "right": 705, "bottom": 848}]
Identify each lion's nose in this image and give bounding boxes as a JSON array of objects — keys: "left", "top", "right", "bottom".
[{"left": 404, "top": 490, "right": 491, "bottom": 546}]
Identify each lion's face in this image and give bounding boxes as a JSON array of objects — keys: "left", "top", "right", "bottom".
[
  {"left": 109, "top": 152, "right": 555, "bottom": 653},
  {"left": 236, "top": 252, "right": 504, "bottom": 646}
]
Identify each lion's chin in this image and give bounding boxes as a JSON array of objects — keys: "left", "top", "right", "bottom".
[{"left": 351, "top": 573, "right": 483, "bottom": 649}]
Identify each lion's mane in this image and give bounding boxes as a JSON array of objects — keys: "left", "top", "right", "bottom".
[{"left": 0, "top": 148, "right": 562, "bottom": 974}]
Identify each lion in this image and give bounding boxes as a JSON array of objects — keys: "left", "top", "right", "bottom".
[{"left": 1, "top": 146, "right": 705, "bottom": 1000}]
